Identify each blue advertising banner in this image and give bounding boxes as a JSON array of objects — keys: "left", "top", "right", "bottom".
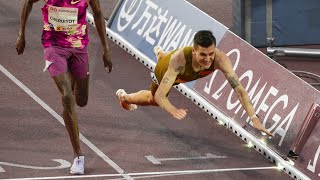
[{"left": 108, "top": 0, "right": 228, "bottom": 62}]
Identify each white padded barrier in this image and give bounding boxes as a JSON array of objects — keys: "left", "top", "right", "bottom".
[{"left": 86, "top": 11, "right": 310, "bottom": 180}]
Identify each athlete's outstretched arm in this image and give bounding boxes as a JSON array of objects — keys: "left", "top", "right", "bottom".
[
  {"left": 16, "top": 0, "right": 41, "bottom": 55},
  {"left": 89, "top": 0, "right": 112, "bottom": 72},
  {"left": 216, "top": 51, "right": 273, "bottom": 137},
  {"left": 154, "top": 49, "right": 187, "bottom": 120}
]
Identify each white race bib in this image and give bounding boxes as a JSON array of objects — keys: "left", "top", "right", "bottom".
[{"left": 48, "top": 5, "right": 78, "bottom": 32}]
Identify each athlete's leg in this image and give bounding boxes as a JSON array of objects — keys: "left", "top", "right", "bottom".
[
  {"left": 71, "top": 75, "right": 89, "bottom": 107},
  {"left": 121, "top": 90, "right": 157, "bottom": 106},
  {"left": 70, "top": 47, "right": 89, "bottom": 107},
  {"left": 157, "top": 51, "right": 172, "bottom": 61},
  {"left": 117, "top": 81, "right": 159, "bottom": 110},
  {"left": 53, "top": 73, "right": 82, "bottom": 157},
  {"left": 153, "top": 46, "right": 173, "bottom": 61},
  {"left": 44, "top": 46, "right": 82, "bottom": 157}
]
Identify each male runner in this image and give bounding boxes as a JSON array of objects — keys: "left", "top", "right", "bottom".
[
  {"left": 16, "top": 0, "right": 112, "bottom": 175},
  {"left": 116, "top": 30, "right": 272, "bottom": 137}
]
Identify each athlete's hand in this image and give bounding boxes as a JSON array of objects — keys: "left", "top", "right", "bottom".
[
  {"left": 103, "top": 49, "right": 112, "bottom": 73},
  {"left": 171, "top": 108, "right": 188, "bottom": 120},
  {"left": 16, "top": 34, "right": 25, "bottom": 55},
  {"left": 252, "top": 117, "right": 273, "bottom": 137}
]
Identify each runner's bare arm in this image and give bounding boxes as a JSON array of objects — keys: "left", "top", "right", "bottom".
[
  {"left": 89, "top": 0, "right": 108, "bottom": 51},
  {"left": 16, "top": 0, "right": 41, "bottom": 54},
  {"left": 216, "top": 52, "right": 256, "bottom": 117},
  {"left": 89, "top": 0, "right": 112, "bottom": 72},
  {"left": 217, "top": 51, "right": 273, "bottom": 136},
  {"left": 154, "top": 49, "right": 187, "bottom": 120},
  {"left": 18, "top": 0, "right": 40, "bottom": 36}
]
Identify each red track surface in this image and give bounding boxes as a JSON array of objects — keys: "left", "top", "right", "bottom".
[{"left": 2, "top": 0, "right": 316, "bottom": 179}]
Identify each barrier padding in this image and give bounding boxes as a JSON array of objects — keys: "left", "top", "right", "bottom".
[{"left": 86, "top": 0, "right": 320, "bottom": 179}]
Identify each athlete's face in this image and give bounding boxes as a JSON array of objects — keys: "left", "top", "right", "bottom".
[{"left": 193, "top": 44, "right": 215, "bottom": 69}]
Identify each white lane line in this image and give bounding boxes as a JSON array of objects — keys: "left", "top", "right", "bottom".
[
  {"left": 110, "top": 166, "right": 276, "bottom": 179},
  {"left": 145, "top": 153, "right": 227, "bottom": 164},
  {"left": 0, "top": 166, "right": 5, "bottom": 173},
  {"left": 0, "top": 159, "right": 70, "bottom": 170},
  {"left": 0, "top": 166, "right": 278, "bottom": 180},
  {"left": 0, "top": 65, "right": 132, "bottom": 180}
]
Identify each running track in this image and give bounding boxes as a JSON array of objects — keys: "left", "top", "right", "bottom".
[{"left": 0, "top": 0, "right": 306, "bottom": 179}]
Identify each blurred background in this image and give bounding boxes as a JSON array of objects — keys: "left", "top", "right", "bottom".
[{"left": 99, "top": 0, "right": 320, "bottom": 90}]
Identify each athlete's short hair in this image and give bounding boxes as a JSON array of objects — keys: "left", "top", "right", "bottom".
[{"left": 193, "top": 30, "right": 216, "bottom": 48}]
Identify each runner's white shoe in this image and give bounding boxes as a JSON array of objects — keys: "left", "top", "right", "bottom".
[
  {"left": 116, "top": 89, "right": 137, "bottom": 111},
  {"left": 153, "top": 46, "right": 163, "bottom": 60},
  {"left": 70, "top": 156, "right": 84, "bottom": 175}
]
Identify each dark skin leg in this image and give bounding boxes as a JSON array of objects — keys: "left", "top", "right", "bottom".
[
  {"left": 53, "top": 73, "right": 85, "bottom": 158},
  {"left": 70, "top": 74, "right": 89, "bottom": 107}
]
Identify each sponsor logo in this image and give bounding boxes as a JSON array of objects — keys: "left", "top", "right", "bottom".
[
  {"left": 49, "top": 6, "right": 58, "bottom": 12},
  {"left": 117, "top": 0, "right": 195, "bottom": 51},
  {"left": 71, "top": 0, "right": 81, "bottom": 5}
]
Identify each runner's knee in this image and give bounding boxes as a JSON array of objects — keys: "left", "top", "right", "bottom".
[
  {"left": 62, "top": 93, "right": 75, "bottom": 110},
  {"left": 76, "top": 98, "right": 87, "bottom": 107},
  {"left": 74, "top": 87, "right": 88, "bottom": 107},
  {"left": 74, "top": 77, "right": 89, "bottom": 107}
]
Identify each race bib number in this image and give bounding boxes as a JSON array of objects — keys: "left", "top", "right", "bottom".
[{"left": 48, "top": 5, "right": 78, "bottom": 32}]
